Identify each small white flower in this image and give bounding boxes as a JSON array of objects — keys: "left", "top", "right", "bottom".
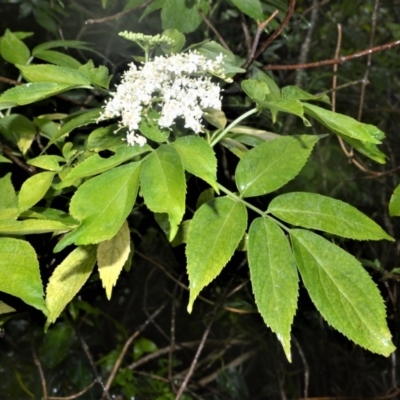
[{"left": 98, "top": 51, "right": 226, "bottom": 146}]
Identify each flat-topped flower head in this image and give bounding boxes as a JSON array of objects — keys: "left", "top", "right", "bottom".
[{"left": 99, "top": 50, "right": 226, "bottom": 146}]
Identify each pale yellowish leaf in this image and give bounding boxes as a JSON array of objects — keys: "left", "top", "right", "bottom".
[{"left": 97, "top": 220, "right": 131, "bottom": 300}]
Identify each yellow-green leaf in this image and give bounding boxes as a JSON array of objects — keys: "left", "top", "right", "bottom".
[
  {"left": 97, "top": 220, "right": 131, "bottom": 300},
  {"left": 45, "top": 246, "right": 97, "bottom": 328}
]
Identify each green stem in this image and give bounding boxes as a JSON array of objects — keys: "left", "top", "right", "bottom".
[
  {"left": 209, "top": 108, "right": 258, "bottom": 147},
  {"left": 217, "top": 183, "right": 290, "bottom": 233}
]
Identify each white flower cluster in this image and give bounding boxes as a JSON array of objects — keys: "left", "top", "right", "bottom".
[{"left": 99, "top": 51, "right": 226, "bottom": 146}]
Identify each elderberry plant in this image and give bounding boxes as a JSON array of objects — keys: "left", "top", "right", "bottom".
[{"left": 0, "top": 10, "right": 397, "bottom": 366}]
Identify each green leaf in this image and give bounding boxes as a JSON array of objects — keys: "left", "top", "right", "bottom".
[
  {"left": 47, "top": 108, "right": 102, "bottom": 148},
  {"left": 0, "top": 114, "right": 36, "bottom": 155},
  {"left": 172, "top": 136, "right": 218, "bottom": 192},
  {"left": 33, "top": 49, "right": 82, "bottom": 69},
  {"left": 18, "top": 171, "right": 56, "bottom": 213},
  {"left": 0, "top": 155, "right": 11, "bottom": 163},
  {"left": 186, "top": 197, "right": 247, "bottom": 312},
  {"left": 87, "top": 124, "right": 126, "bottom": 151},
  {"left": 139, "top": 0, "right": 164, "bottom": 21},
  {"left": 21, "top": 207, "right": 77, "bottom": 226},
  {"left": 282, "top": 86, "right": 330, "bottom": 104},
  {"left": 0, "top": 219, "right": 75, "bottom": 235},
  {"left": 340, "top": 136, "right": 387, "bottom": 164},
  {"left": 78, "top": 60, "right": 112, "bottom": 89},
  {"left": 32, "top": 40, "right": 92, "bottom": 54},
  {"left": 235, "top": 135, "right": 319, "bottom": 197},
  {"left": 261, "top": 99, "right": 310, "bottom": 125},
  {"left": 161, "top": 28, "right": 186, "bottom": 54},
  {"left": 97, "top": 220, "right": 131, "bottom": 300},
  {"left": 268, "top": 192, "right": 393, "bottom": 241},
  {"left": 0, "top": 238, "right": 47, "bottom": 314},
  {"left": 0, "top": 82, "right": 75, "bottom": 110},
  {"left": 0, "top": 301, "right": 16, "bottom": 315},
  {"left": 45, "top": 245, "right": 96, "bottom": 327},
  {"left": 140, "top": 145, "right": 186, "bottom": 240},
  {"left": 231, "top": 0, "right": 263, "bottom": 20},
  {"left": 139, "top": 110, "right": 170, "bottom": 142},
  {"left": 203, "top": 108, "right": 227, "bottom": 129},
  {"left": 17, "top": 64, "right": 91, "bottom": 87},
  {"left": 55, "top": 144, "right": 150, "bottom": 189},
  {"left": 241, "top": 79, "right": 270, "bottom": 103},
  {"left": 133, "top": 337, "right": 158, "bottom": 360},
  {"left": 0, "top": 173, "right": 19, "bottom": 220},
  {"left": 54, "top": 162, "right": 141, "bottom": 251},
  {"left": 290, "top": 229, "right": 395, "bottom": 357},
  {"left": 161, "top": 0, "right": 202, "bottom": 33},
  {"left": 27, "top": 155, "right": 64, "bottom": 171},
  {"left": 303, "top": 103, "right": 382, "bottom": 144},
  {"left": 248, "top": 218, "right": 298, "bottom": 361},
  {"left": 389, "top": 184, "right": 400, "bottom": 217},
  {"left": 0, "top": 29, "right": 30, "bottom": 65}
]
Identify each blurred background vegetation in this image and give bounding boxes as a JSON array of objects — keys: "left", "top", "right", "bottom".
[{"left": 1, "top": 0, "right": 400, "bottom": 398}]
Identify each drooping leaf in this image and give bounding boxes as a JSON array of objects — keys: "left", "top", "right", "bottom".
[
  {"left": 87, "top": 124, "right": 126, "bottom": 151},
  {"left": 230, "top": 0, "right": 263, "bottom": 20},
  {"left": 0, "top": 173, "right": 19, "bottom": 220},
  {"left": 241, "top": 79, "right": 270, "bottom": 104},
  {"left": 0, "top": 29, "right": 30, "bottom": 65},
  {"left": 78, "top": 60, "right": 112, "bottom": 89},
  {"left": 55, "top": 144, "right": 150, "bottom": 189},
  {"left": 32, "top": 39, "right": 92, "bottom": 54},
  {"left": 186, "top": 197, "right": 247, "bottom": 312},
  {"left": 0, "top": 82, "right": 75, "bottom": 110},
  {"left": 172, "top": 136, "right": 218, "bottom": 192},
  {"left": 21, "top": 207, "right": 77, "bottom": 226},
  {"left": 282, "top": 86, "right": 330, "bottom": 104},
  {"left": 0, "top": 238, "right": 47, "bottom": 314},
  {"left": 303, "top": 103, "right": 382, "bottom": 144},
  {"left": 248, "top": 218, "right": 298, "bottom": 361},
  {"left": 45, "top": 245, "right": 97, "bottom": 327},
  {"left": 46, "top": 108, "right": 102, "bottom": 148},
  {"left": 140, "top": 145, "right": 186, "bottom": 240},
  {"left": 161, "top": 0, "right": 202, "bottom": 33},
  {"left": 27, "top": 155, "right": 64, "bottom": 171},
  {"left": 161, "top": 28, "right": 186, "bottom": 54},
  {"left": 33, "top": 50, "right": 82, "bottom": 69},
  {"left": 340, "top": 136, "right": 387, "bottom": 164},
  {"left": 268, "top": 192, "right": 393, "bottom": 241},
  {"left": 235, "top": 135, "right": 319, "bottom": 197},
  {"left": 203, "top": 108, "right": 227, "bottom": 129},
  {"left": 0, "top": 301, "right": 16, "bottom": 315},
  {"left": 54, "top": 162, "right": 141, "bottom": 252},
  {"left": 17, "top": 64, "right": 91, "bottom": 87},
  {"left": 18, "top": 171, "right": 56, "bottom": 213},
  {"left": 0, "top": 219, "right": 75, "bottom": 235},
  {"left": 389, "top": 184, "right": 400, "bottom": 217},
  {"left": 290, "top": 229, "right": 395, "bottom": 357},
  {"left": 139, "top": 110, "right": 170, "bottom": 143},
  {"left": 261, "top": 99, "right": 310, "bottom": 125},
  {"left": 0, "top": 114, "right": 36, "bottom": 155},
  {"left": 97, "top": 220, "right": 131, "bottom": 300}
]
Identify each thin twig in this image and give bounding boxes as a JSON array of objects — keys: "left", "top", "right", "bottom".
[
  {"left": 174, "top": 312, "right": 217, "bottom": 400},
  {"left": 67, "top": 314, "right": 111, "bottom": 400},
  {"left": 0, "top": 141, "right": 36, "bottom": 174},
  {"left": 30, "top": 323, "right": 48, "bottom": 400},
  {"left": 357, "top": 0, "right": 379, "bottom": 121},
  {"left": 264, "top": 39, "right": 400, "bottom": 70},
  {"left": 199, "top": 10, "right": 232, "bottom": 52},
  {"left": 292, "top": 336, "right": 309, "bottom": 399},
  {"left": 48, "top": 380, "right": 97, "bottom": 400},
  {"left": 243, "top": 10, "right": 280, "bottom": 69},
  {"left": 84, "top": 0, "right": 151, "bottom": 24},
  {"left": 102, "top": 303, "right": 167, "bottom": 398},
  {"left": 249, "top": 0, "right": 296, "bottom": 67}
]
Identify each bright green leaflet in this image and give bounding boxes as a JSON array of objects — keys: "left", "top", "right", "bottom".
[
  {"left": 54, "top": 162, "right": 141, "bottom": 252},
  {"left": 140, "top": 145, "right": 186, "bottom": 241},
  {"left": 186, "top": 196, "right": 247, "bottom": 312},
  {"left": 161, "top": 0, "right": 203, "bottom": 33},
  {"left": 0, "top": 173, "right": 18, "bottom": 220},
  {"left": 290, "top": 229, "right": 395, "bottom": 356},
  {"left": 0, "top": 238, "right": 47, "bottom": 314},
  {"left": 0, "top": 29, "right": 30, "bottom": 65},
  {"left": 235, "top": 135, "right": 319, "bottom": 198},
  {"left": 248, "top": 218, "right": 298, "bottom": 361},
  {"left": 18, "top": 171, "right": 56, "bottom": 213},
  {"left": 172, "top": 136, "right": 218, "bottom": 192},
  {"left": 0, "top": 219, "right": 75, "bottom": 235},
  {"left": 268, "top": 192, "right": 393, "bottom": 241},
  {"left": 389, "top": 183, "right": 400, "bottom": 217},
  {"left": 45, "top": 245, "right": 97, "bottom": 328},
  {"left": 230, "top": 0, "right": 264, "bottom": 20}
]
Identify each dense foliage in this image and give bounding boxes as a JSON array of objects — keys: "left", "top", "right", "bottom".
[{"left": 1, "top": 0, "right": 400, "bottom": 398}]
